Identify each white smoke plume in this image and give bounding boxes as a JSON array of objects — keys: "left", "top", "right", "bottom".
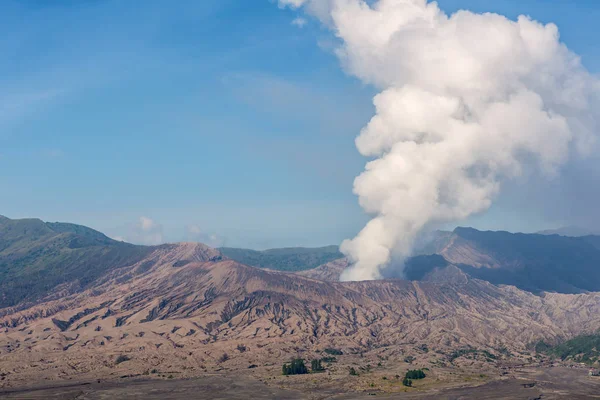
[{"left": 279, "top": 0, "right": 599, "bottom": 281}]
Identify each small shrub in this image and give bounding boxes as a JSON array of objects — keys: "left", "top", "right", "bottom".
[
  {"left": 349, "top": 367, "right": 358, "bottom": 376},
  {"left": 218, "top": 353, "right": 229, "bottom": 363},
  {"left": 402, "top": 377, "right": 412, "bottom": 387},
  {"left": 323, "top": 348, "right": 343, "bottom": 356},
  {"left": 115, "top": 354, "right": 130, "bottom": 364},
  {"left": 311, "top": 359, "right": 325, "bottom": 372},
  {"left": 237, "top": 344, "right": 247, "bottom": 353}
]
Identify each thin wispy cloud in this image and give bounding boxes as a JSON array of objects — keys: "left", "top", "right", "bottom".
[
  {"left": 291, "top": 17, "right": 307, "bottom": 28},
  {"left": 185, "top": 224, "right": 226, "bottom": 247},
  {"left": 119, "top": 216, "right": 164, "bottom": 245}
]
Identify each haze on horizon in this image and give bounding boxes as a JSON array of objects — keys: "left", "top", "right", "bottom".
[{"left": 1, "top": 0, "right": 600, "bottom": 253}]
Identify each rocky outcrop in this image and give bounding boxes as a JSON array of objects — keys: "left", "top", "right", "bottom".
[{"left": 296, "top": 258, "right": 348, "bottom": 282}]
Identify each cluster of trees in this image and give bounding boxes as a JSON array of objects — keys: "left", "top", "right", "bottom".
[
  {"left": 282, "top": 359, "right": 309, "bottom": 375},
  {"left": 282, "top": 358, "right": 330, "bottom": 375},
  {"left": 405, "top": 369, "right": 426, "bottom": 379},
  {"left": 403, "top": 369, "right": 427, "bottom": 387}
]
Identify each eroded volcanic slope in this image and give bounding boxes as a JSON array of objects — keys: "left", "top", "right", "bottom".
[
  {"left": 2, "top": 223, "right": 600, "bottom": 387},
  {"left": 419, "top": 227, "right": 600, "bottom": 293}
]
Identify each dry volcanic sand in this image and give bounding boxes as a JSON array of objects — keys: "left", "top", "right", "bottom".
[{"left": 0, "top": 358, "right": 599, "bottom": 400}]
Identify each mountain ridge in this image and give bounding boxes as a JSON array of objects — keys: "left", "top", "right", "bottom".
[
  {"left": 537, "top": 226, "right": 600, "bottom": 237},
  {"left": 218, "top": 245, "right": 343, "bottom": 272},
  {"left": 0, "top": 216, "right": 154, "bottom": 309},
  {"left": 2, "top": 216, "right": 600, "bottom": 390}
]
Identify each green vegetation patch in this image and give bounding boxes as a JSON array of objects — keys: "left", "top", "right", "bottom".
[
  {"left": 402, "top": 369, "right": 426, "bottom": 387},
  {"left": 311, "top": 359, "right": 325, "bottom": 372},
  {"left": 218, "top": 245, "right": 343, "bottom": 272},
  {"left": 282, "top": 359, "right": 308, "bottom": 375},
  {"left": 538, "top": 334, "right": 600, "bottom": 365},
  {"left": 0, "top": 217, "right": 154, "bottom": 308},
  {"left": 405, "top": 369, "right": 426, "bottom": 380},
  {"left": 448, "top": 348, "right": 497, "bottom": 363}
]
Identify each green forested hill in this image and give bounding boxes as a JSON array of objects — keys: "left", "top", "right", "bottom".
[
  {"left": 0, "top": 216, "right": 153, "bottom": 309},
  {"left": 219, "top": 245, "right": 343, "bottom": 272},
  {"left": 0, "top": 215, "right": 343, "bottom": 308},
  {"left": 537, "top": 334, "right": 600, "bottom": 365}
]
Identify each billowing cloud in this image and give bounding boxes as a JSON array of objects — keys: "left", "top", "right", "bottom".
[{"left": 279, "top": 0, "right": 600, "bottom": 281}]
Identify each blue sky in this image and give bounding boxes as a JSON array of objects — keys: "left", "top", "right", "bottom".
[{"left": 1, "top": 0, "right": 599, "bottom": 248}]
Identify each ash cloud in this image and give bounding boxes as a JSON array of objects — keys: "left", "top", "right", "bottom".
[{"left": 279, "top": 0, "right": 600, "bottom": 281}]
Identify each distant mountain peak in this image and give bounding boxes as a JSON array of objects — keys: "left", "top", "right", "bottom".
[{"left": 536, "top": 226, "right": 599, "bottom": 237}]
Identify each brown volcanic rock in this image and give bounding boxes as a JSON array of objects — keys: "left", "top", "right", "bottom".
[
  {"left": 296, "top": 258, "right": 348, "bottom": 281},
  {"left": 437, "top": 234, "right": 503, "bottom": 268},
  {"left": 2, "top": 243, "right": 600, "bottom": 388}
]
